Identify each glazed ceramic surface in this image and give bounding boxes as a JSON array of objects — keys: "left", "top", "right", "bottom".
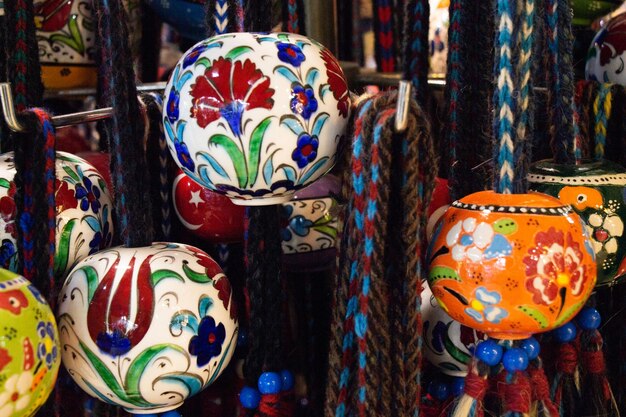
[
  {"left": 144, "top": 0, "right": 204, "bottom": 42},
  {"left": 0, "top": 152, "right": 113, "bottom": 277},
  {"left": 0, "top": 269, "right": 60, "bottom": 417},
  {"left": 528, "top": 159, "right": 626, "bottom": 286},
  {"left": 163, "top": 32, "right": 350, "bottom": 205},
  {"left": 58, "top": 242, "right": 238, "bottom": 414},
  {"left": 281, "top": 175, "right": 340, "bottom": 272},
  {"left": 427, "top": 191, "right": 596, "bottom": 340},
  {"left": 173, "top": 170, "right": 245, "bottom": 243},
  {"left": 573, "top": 0, "right": 623, "bottom": 26},
  {"left": 586, "top": 12, "right": 626, "bottom": 84},
  {"left": 422, "top": 283, "right": 486, "bottom": 377}
]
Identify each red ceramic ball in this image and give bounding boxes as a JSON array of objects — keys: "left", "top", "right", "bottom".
[{"left": 173, "top": 170, "right": 245, "bottom": 243}]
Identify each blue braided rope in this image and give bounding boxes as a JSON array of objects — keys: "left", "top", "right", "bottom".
[
  {"left": 493, "top": 0, "right": 516, "bottom": 194},
  {"left": 214, "top": 0, "right": 228, "bottom": 34},
  {"left": 408, "top": 0, "right": 429, "bottom": 101}
]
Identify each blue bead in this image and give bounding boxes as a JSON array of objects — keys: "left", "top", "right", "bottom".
[
  {"left": 502, "top": 348, "right": 529, "bottom": 373},
  {"left": 552, "top": 322, "right": 577, "bottom": 343},
  {"left": 161, "top": 411, "right": 182, "bottom": 417},
  {"left": 577, "top": 307, "right": 601, "bottom": 331},
  {"left": 451, "top": 377, "right": 465, "bottom": 397},
  {"left": 258, "top": 372, "right": 282, "bottom": 394},
  {"left": 428, "top": 380, "right": 450, "bottom": 401},
  {"left": 240, "top": 386, "right": 261, "bottom": 409},
  {"left": 281, "top": 370, "right": 295, "bottom": 391},
  {"left": 474, "top": 339, "right": 503, "bottom": 366},
  {"left": 519, "top": 337, "right": 540, "bottom": 360}
]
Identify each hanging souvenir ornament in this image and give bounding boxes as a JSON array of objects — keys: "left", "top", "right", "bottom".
[
  {"left": 173, "top": 169, "right": 245, "bottom": 243},
  {"left": 281, "top": 174, "right": 340, "bottom": 272},
  {"left": 422, "top": 283, "right": 486, "bottom": 377},
  {"left": 0, "top": 269, "right": 60, "bottom": 417},
  {"left": 528, "top": 160, "right": 626, "bottom": 286},
  {"left": 162, "top": 32, "right": 350, "bottom": 205},
  {"left": 57, "top": 243, "right": 238, "bottom": 414},
  {"left": 586, "top": 12, "right": 626, "bottom": 84},
  {"left": 0, "top": 151, "right": 114, "bottom": 276}
]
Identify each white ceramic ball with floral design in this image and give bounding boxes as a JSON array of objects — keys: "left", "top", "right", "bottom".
[
  {"left": 57, "top": 242, "right": 238, "bottom": 414},
  {"left": 0, "top": 152, "right": 114, "bottom": 277},
  {"left": 163, "top": 32, "right": 350, "bottom": 205},
  {"left": 586, "top": 13, "right": 626, "bottom": 84}
]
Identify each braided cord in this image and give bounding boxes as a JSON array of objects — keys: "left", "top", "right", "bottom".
[
  {"left": 593, "top": 83, "right": 612, "bottom": 160},
  {"left": 205, "top": 0, "right": 238, "bottom": 37},
  {"left": 283, "top": 0, "right": 299, "bottom": 33},
  {"left": 403, "top": 0, "right": 430, "bottom": 103},
  {"left": 445, "top": 0, "right": 462, "bottom": 195},
  {"left": 493, "top": 0, "right": 517, "bottom": 194},
  {"left": 373, "top": 0, "right": 395, "bottom": 72}
]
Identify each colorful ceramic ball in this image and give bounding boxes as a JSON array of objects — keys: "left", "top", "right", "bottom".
[
  {"left": 281, "top": 175, "right": 340, "bottom": 272},
  {"left": 0, "top": 152, "right": 114, "bottom": 277},
  {"left": 528, "top": 159, "right": 626, "bottom": 286},
  {"left": 173, "top": 170, "right": 245, "bottom": 243},
  {"left": 0, "top": 269, "right": 60, "bottom": 416},
  {"left": 586, "top": 12, "right": 626, "bottom": 84},
  {"left": 163, "top": 32, "right": 350, "bottom": 205},
  {"left": 57, "top": 242, "right": 238, "bottom": 414},
  {"left": 427, "top": 191, "right": 596, "bottom": 340},
  {"left": 421, "top": 283, "right": 486, "bottom": 377}
]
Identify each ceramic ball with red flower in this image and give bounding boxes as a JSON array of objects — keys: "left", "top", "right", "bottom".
[
  {"left": 173, "top": 169, "right": 245, "bottom": 243},
  {"left": 163, "top": 32, "right": 350, "bottom": 205},
  {"left": 57, "top": 242, "right": 238, "bottom": 414},
  {"left": 0, "top": 152, "right": 113, "bottom": 277},
  {"left": 427, "top": 191, "right": 596, "bottom": 340},
  {"left": 280, "top": 174, "right": 340, "bottom": 272},
  {"left": 0, "top": 269, "right": 60, "bottom": 416},
  {"left": 586, "top": 12, "right": 626, "bottom": 84}
]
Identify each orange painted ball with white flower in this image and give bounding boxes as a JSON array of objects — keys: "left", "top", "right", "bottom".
[{"left": 427, "top": 191, "right": 597, "bottom": 340}]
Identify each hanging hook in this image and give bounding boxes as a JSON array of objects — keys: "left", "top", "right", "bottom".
[
  {"left": 0, "top": 83, "right": 26, "bottom": 132},
  {"left": 395, "top": 80, "right": 412, "bottom": 133}
]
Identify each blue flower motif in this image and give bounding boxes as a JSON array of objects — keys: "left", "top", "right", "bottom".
[
  {"left": 88, "top": 221, "right": 111, "bottom": 255},
  {"left": 37, "top": 321, "right": 58, "bottom": 369},
  {"left": 0, "top": 239, "right": 16, "bottom": 270},
  {"left": 464, "top": 287, "right": 508, "bottom": 324},
  {"left": 291, "top": 134, "right": 319, "bottom": 168},
  {"left": 183, "top": 43, "right": 209, "bottom": 68},
  {"left": 276, "top": 42, "right": 305, "bottom": 67},
  {"left": 96, "top": 328, "right": 132, "bottom": 356},
  {"left": 188, "top": 316, "right": 226, "bottom": 367},
  {"left": 289, "top": 215, "right": 314, "bottom": 237},
  {"left": 290, "top": 84, "right": 318, "bottom": 119},
  {"left": 175, "top": 141, "right": 195, "bottom": 171},
  {"left": 74, "top": 177, "right": 101, "bottom": 213},
  {"left": 28, "top": 284, "right": 46, "bottom": 304},
  {"left": 167, "top": 89, "right": 180, "bottom": 123}
]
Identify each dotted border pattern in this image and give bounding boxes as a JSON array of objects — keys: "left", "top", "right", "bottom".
[
  {"left": 527, "top": 173, "right": 626, "bottom": 186},
  {"left": 0, "top": 275, "right": 28, "bottom": 290},
  {"left": 451, "top": 200, "right": 573, "bottom": 216}
]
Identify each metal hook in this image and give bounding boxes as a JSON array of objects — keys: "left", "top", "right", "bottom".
[
  {"left": 0, "top": 83, "right": 26, "bottom": 132},
  {"left": 395, "top": 80, "right": 412, "bottom": 133}
]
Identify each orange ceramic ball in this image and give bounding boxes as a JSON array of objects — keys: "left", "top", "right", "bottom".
[{"left": 427, "top": 191, "right": 597, "bottom": 340}]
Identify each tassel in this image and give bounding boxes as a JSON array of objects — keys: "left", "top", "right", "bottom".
[
  {"left": 527, "top": 358, "right": 558, "bottom": 417},
  {"left": 550, "top": 322, "right": 580, "bottom": 417},
  {"left": 451, "top": 352, "right": 495, "bottom": 417}
]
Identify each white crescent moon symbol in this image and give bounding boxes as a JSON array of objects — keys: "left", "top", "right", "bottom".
[{"left": 172, "top": 174, "right": 202, "bottom": 231}]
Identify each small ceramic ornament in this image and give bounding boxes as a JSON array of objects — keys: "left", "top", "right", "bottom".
[
  {"left": 586, "top": 12, "right": 626, "bottom": 84},
  {"left": 57, "top": 242, "right": 238, "bottom": 414},
  {"left": 427, "top": 191, "right": 596, "bottom": 340},
  {"left": 163, "top": 32, "right": 350, "bottom": 205},
  {"left": 528, "top": 159, "right": 626, "bottom": 286},
  {"left": 173, "top": 170, "right": 245, "bottom": 243},
  {"left": 422, "top": 283, "right": 486, "bottom": 377},
  {"left": 0, "top": 152, "right": 114, "bottom": 276},
  {"left": 281, "top": 174, "right": 340, "bottom": 272},
  {"left": 0, "top": 269, "right": 60, "bottom": 416},
  {"left": 144, "top": 0, "right": 204, "bottom": 42}
]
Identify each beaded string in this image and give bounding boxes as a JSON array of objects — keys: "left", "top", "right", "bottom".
[
  {"left": 373, "top": 0, "right": 395, "bottom": 72},
  {"left": 592, "top": 83, "right": 612, "bottom": 161}
]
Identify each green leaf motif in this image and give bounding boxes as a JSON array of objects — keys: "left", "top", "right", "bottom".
[
  {"left": 208, "top": 134, "right": 247, "bottom": 188},
  {"left": 444, "top": 322, "right": 471, "bottom": 364},
  {"left": 151, "top": 269, "right": 184, "bottom": 287},
  {"left": 313, "top": 225, "right": 337, "bottom": 239},
  {"left": 312, "top": 113, "right": 330, "bottom": 137},
  {"left": 274, "top": 66, "right": 299, "bottom": 84},
  {"left": 248, "top": 117, "right": 272, "bottom": 187},
  {"left": 225, "top": 46, "right": 253, "bottom": 60},
  {"left": 493, "top": 218, "right": 518, "bottom": 235},
  {"left": 50, "top": 16, "right": 85, "bottom": 54},
  {"left": 194, "top": 57, "right": 211, "bottom": 69},
  {"left": 428, "top": 266, "right": 461, "bottom": 284},
  {"left": 554, "top": 299, "right": 587, "bottom": 328},
  {"left": 78, "top": 265, "right": 99, "bottom": 303},
  {"left": 0, "top": 178, "right": 10, "bottom": 189},
  {"left": 57, "top": 153, "right": 83, "bottom": 163},
  {"left": 280, "top": 115, "right": 305, "bottom": 136},
  {"left": 63, "top": 165, "right": 80, "bottom": 183},
  {"left": 182, "top": 261, "right": 211, "bottom": 283},
  {"left": 54, "top": 219, "right": 77, "bottom": 275},
  {"left": 517, "top": 305, "right": 549, "bottom": 329},
  {"left": 153, "top": 372, "right": 204, "bottom": 397}
]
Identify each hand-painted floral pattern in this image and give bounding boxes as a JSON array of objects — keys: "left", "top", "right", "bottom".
[
  {"left": 291, "top": 134, "right": 319, "bottom": 168},
  {"left": 446, "top": 218, "right": 512, "bottom": 262},
  {"left": 188, "top": 316, "right": 226, "bottom": 367},
  {"left": 214, "top": 277, "right": 236, "bottom": 320},
  {"left": 281, "top": 197, "right": 339, "bottom": 254},
  {"left": 0, "top": 372, "right": 33, "bottom": 415},
  {"left": 320, "top": 48, "right": 350, "bottom": 117},
  {"left": 523, "top": 227, "right": 589, "bottom": 306},
  {"left": 167, "top": 89, "right": 180, "bottom": 123},
  {"left": 290, "top": 84, "right": 318, "bottom": 119},
  {"left": 587, "top": 212, "right": 624, "bottom": 255},
  {"left": 183, "top": 43, "right": 211, "bottom": 68},
  {"left": 88, "top": 220, "right": 111, "bottom": 255},
  {"left": 75, "top": 176, "right": 101, "bottom": 213},
  {"left": 0, "top": 185, "right": 16, "bottom": 239},
  {"left": 175, "top": 141, "right": 195, "bottom": 171},
  {"left": 464, "top": 287, "right": 508, "bottom": 324},
  {"left": 276, "top": 42, "right": 305, "bottom": 67},
  {"left": 37, "top": 321, "right": 58, "bottom": 369},
  {"left": 190, "top": 57, "right": 274, "bottom": 134}
]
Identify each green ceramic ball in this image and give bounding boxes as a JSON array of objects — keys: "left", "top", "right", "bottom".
[
  {"left": 528, "top": 159, "right": 626, "bottom": 286},
  {"left": 0, "top": 269, "right": 60, "bottom": 416},
  {"left": 572, "top": 0, "right": 622, "bottom": 26}
]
